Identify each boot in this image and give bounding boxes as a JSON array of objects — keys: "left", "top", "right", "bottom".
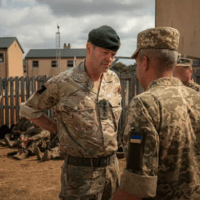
[
  {"left": 7, "top": 151, "right": 18, "bottom": 157},
  {"left": 13, "top": 150, "right": 29, "bottom": 160},
  {"left": 34, "top": 146, "right": 44, "bottom": 161},
  {"left": 42, "top": 150, "right": 51, "bottom": 161},
  {"left": 0, "top": 140, "right": 6, "bottom": 146},
  {"left": 4, "top": 136, "right": 15, "bottom": 147}
]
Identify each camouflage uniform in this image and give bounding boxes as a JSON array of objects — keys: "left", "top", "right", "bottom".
[
  {"left": 20, "top": 125, "right": 50, "bottom": 154},
  {"left": 119, "top": 27, "right": 200, "bottom": 200},
  {"left": 186, "top": 81, "right": 200, "bottom": 92},
  {"left": 186, "top": 81, "right": 200, "bottom": 155},
  {"left": 20, "top": 60, "right": 122, "bottom": 199},
  {"left": 120, "top": 77, "right": 200, "bottom": 200},
  {"left": 4, "top": 118, "right": 33, "bottom": 147}
]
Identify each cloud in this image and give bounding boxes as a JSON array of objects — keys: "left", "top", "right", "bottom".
[
  {"left": 0, "top": 0, "right": 155, "bottom": 61},
  {"left": 36, "top": 0, "right": 155, "bottom": 17}
]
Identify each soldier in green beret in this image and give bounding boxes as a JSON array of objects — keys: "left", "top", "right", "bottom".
[
  {"left": 20, "top": 25, "right": 122, "bottom": 199},
  {"left": 113, "top": 27, "right": 200, "bottom": 200},
  {"left": 174, "top": 57, "right": 200, "bottom": 91}
]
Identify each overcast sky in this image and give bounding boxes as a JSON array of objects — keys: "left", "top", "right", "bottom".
[{"left": 0, "top": 0, "right": 155, "bottom": 65}]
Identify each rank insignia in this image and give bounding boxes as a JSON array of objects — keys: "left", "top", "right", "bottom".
[{"left": 98, "top": 99, "right": 109, "bottom": 120}]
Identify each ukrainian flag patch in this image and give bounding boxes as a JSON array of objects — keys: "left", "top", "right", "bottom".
[{"left": 130, "top": 135, "right": 142, "bottom": 144}]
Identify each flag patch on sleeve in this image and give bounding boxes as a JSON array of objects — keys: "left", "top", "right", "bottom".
[{"left": 130, "top": 135, "right": 142, "bottom": 144}]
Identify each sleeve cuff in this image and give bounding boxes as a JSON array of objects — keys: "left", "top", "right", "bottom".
[
  {"left": 120, "top": 169, "right": 157, "bottom": 198},
  {"left": 19, "top": 102, "right": 45, "bottom": 119}
]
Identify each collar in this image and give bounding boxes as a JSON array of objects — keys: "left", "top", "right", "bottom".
[
  {"left": 71, "top": 60, "right": 114, "bottom": 91},
  {"left": 146, "top": 77, "right": 184, "bottom": 91},
  {"left": 186, "top": 79, "right": 194, "bottom": 86}
]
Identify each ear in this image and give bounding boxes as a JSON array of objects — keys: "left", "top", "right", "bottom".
[
  {"left": 189, "top": 68, "right": 193, "bottom": 78},
  {"left": 141, "top": 56, "right": 149, "bottom": 71},
  {"left": 86, "top": 42, "right": 92, "bottom": 54}
]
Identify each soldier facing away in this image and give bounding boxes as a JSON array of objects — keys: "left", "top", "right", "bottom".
[
  {"left": 113, "top": 27, "right": 200, "bottom": 200},
  {"left": 174, "top": 57, "right": 200, "bottom": 91},
  {"left": 20, "top": 25, "right": 122, "bottom": 200}
]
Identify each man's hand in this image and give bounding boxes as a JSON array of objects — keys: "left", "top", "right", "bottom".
[
  {"left": 12, "top": 130, "right": 22, "bottom": 134},
  {"left": 21, "top": 137, "right": 29, "bottom": 149}
]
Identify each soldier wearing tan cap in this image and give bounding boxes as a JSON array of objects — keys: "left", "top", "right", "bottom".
[
  {"left": 174, "top": 57, "right": 200, "bottom": 92},
  {"left": 113, "top": 27, "right": 200, "bottom": 200}
]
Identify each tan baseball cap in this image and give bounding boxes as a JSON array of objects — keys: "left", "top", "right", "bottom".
[
  {"left": 177, "top": 57, "right": 193, "bottom": 68},
  {"left": 131, "top": 27, "right": 180, "bottom": 59}
]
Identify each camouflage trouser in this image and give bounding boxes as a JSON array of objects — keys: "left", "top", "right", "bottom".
[
  {"left": 50, "top": 147, "right": 64, "bottom": 159},
  {"left": 4, "top": 134, "right": 22, "bottom": 147},
  {"left": 59, "top": 154, "right": 120, "bottom": 200},
  {"left": 27, "top": 139, "right": 48, "bottom": 154}
]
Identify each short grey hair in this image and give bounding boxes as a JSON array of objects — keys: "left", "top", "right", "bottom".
[{"left": 138, "top": 49, "right": 178, "bottom": 71}]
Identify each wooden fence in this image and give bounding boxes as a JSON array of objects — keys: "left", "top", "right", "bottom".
[
  {"left": 117, "top": 73, "right": 143, "bottom": 131},
  {"left": 0, "top": 74, "right": 143, "bottom": 131},
  {"left": 1, "top": 69, "right": 200, "bottom": 131}
]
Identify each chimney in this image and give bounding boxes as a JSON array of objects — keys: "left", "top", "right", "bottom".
[{"left": 64, "top": 43, "right": 71, "bottom": 49}]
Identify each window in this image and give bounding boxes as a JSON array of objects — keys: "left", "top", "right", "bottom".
[
  {"left": 67, "top": 60, "right": 73, "bottom": 68},
  {"left": 0, "top": 53, "right": 4, "bottom": 62},
  {"left": 32, "top": 61, "right": 39, "bottom": 68},
  {"left": 51, "top": 60, "right": 57, "bottom": 68},
  {"left": 23, "top": 66, "right": 27, "bottom": 73}
]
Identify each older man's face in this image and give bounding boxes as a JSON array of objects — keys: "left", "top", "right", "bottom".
[
  {"left": 87, "top": 42, "right": 116, "bottom": 74},
  {"left": 174, "top": 65, "right": 193, "bottom": 84}
]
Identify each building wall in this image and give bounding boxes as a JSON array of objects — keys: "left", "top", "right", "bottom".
[
  {"left": 155, "top": 0, "right": 200, "bottom": 59},
  {"left": 0, "top": 49, "right": 7, "bottom": 77},
  {"left": 7, "top": 40, "right": 23, "bottom": 77},
  {"left": 26, "top": 57, "right": 85, "bottom": 77}
]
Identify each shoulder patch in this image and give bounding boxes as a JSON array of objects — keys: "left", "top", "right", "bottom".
[{"left": 37, "top": 85, "right": 47, "bottom": 94}]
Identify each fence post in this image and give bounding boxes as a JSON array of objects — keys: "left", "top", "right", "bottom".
[
  {"left": 4, "top": 77, "right": 9, "bottom": 127},
  {"left": 15, "top": 77, "right": 20, "bottom": 123},
  {"left": 10, "top": 77, "right": 14, "bottom": 126},
  {"left": 0, "top": 77, "right": 3, "bottom": 126}
]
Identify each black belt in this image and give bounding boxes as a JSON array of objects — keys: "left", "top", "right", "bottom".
[{"left": 66, "top": 153, "right": 116, "bottom": 168}]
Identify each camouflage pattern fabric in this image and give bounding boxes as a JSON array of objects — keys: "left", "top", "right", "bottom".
[
  {"left": 131, "top": 27, "right": 180, "bottom": 58},
  {"left": 120, "top": 77, "right": 200, "bottom": 200},
  {"left": 11, "top": 118, "right": 33, "bottom": 133},
  {"left": 3, "top": 118, "right": 34, "bottom": 147},
  {"left": 19, "top": 60, "right": 122, "bottom": 199},
  {"left": 186, "top": 81, "right": 200, "bottom": 155},
  {"left": 47, "top": 147, "right": 65, "bottom": 159},
  {"left": 20, "top": 60, "right": 122, "bottom": 157},
  {"left": 21, "top": 126, "right": 50, "bottom": 154},
  {"left": 59, "top": 154, "right": 120, "bottom": 200},
  {"left": 186, "top": 81, "right": 200, "bottom": 92}
]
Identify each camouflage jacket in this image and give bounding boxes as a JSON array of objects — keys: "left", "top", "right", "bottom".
[
  {"left": 186, "top": 80, "right": 200, "bottom": 92},
  {"left": 120, "top": 77, "right": 200, "bottom": 200},
  {"left": 11, "top": 118, "right": 33, "bottom": 134},
  {"left": 20, "top": 124, "right": 50, "bottom": 141},
  {"left": 20, "top": 61, "right": 122, "bottom": 157}
]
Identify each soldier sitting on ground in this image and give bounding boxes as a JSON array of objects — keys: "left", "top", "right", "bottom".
[
  {"left": 13, "top": 124, "right": 50, "bottom": 160},
  {"left": 2, "top": 117, "right": 33, "bottom": 148},
  {"left": 34, "top": 133, "right": 65, "bottom": 161}
]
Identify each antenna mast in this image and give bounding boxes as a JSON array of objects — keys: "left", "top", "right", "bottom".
[{"left": 56, "top": 24, "right": 61, "bottom": 72}]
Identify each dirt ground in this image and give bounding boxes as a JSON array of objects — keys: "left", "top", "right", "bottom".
[{"left": 0, "top": 143, "right": 126, "bottom": 200}]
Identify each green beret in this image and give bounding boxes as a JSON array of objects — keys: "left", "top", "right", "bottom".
[
  {"left": 131, "top": 27, "right": 180, "bottom": 58},
  {"left": 88, "top": 25, "right": 120, "bottom": 52}
]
